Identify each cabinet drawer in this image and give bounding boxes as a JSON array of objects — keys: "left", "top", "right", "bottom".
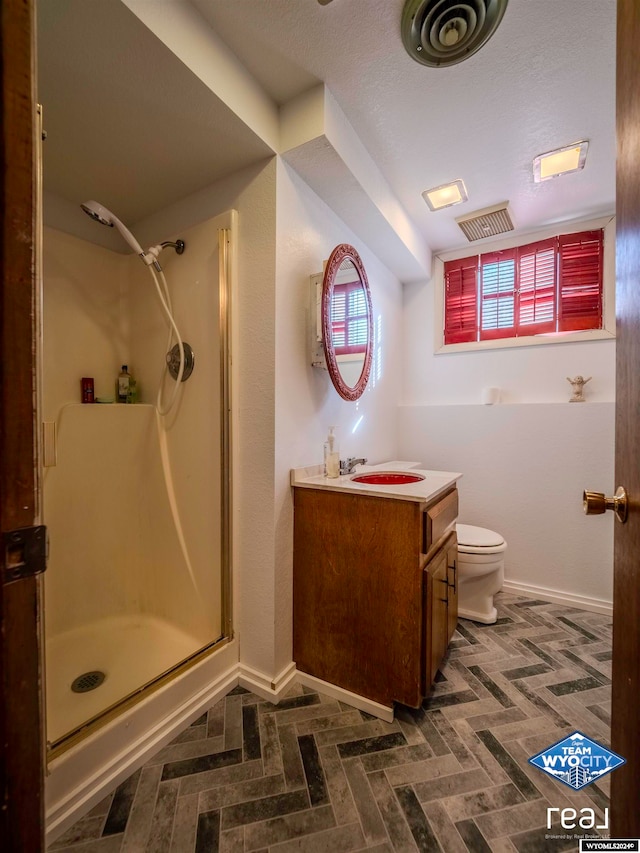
[{"left": 422, "top": 489, "right": 458, "bottom": 554}]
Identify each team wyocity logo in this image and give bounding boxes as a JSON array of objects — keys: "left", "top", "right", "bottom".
[{"left": 528, "top": 731, "right": 625, "bottom": 791}]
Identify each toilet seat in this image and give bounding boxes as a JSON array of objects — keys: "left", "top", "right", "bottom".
[{"left": 456, "top": 523, "right": 506, "bottom": 555}]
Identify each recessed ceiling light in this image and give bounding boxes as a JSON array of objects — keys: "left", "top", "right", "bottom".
[
  {"left": 422, "top": 179, "right": 468, "bottom": 211},
  {"left": 533, "top": 141, "right": 589, "bottom": 182}
]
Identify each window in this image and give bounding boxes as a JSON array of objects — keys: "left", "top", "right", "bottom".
[
  {"left": 443, "top": 229, "right": 604, "bottom": 346},
  {"left": 331, "top": 281, "right": 368, "bottom": 355}
]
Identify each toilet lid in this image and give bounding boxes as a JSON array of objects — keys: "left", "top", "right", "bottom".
[{"left": 456, "top": 523, "right": 505, "bottom": 548}]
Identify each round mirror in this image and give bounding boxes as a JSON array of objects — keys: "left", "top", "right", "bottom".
[{"left": 321, "top": 244, "right": 373, "bottom": 401}]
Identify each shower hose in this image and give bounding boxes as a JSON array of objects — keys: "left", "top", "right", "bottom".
[
  {"left": 147, "top": 263, "right": 185, "bottom": 416},
  {"left": 146, "top": 262, "right": 201, "bottom": 595}
]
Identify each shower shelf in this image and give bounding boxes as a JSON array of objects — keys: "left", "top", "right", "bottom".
[{"left": 63, "top": 402, "right": 155, "bottom": 408}]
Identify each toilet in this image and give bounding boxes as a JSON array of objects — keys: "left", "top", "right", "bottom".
[{"left": 456, "top": 524, "right": 507, "bottom": 624}]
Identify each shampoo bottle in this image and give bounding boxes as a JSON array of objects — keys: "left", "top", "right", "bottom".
[
  {"left": 325, "top": 426, "right": 340, "bottom": 478},
  {"left": 117, "top": 364, "right": 130, "bottom": 403}
]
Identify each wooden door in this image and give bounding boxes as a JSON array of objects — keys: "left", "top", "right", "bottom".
[
  {"left": 611, "top": 0, "right": 640, "bottom": 835},
  {"left": 0, "top": 0, "right": 44, "bottom": 849}
]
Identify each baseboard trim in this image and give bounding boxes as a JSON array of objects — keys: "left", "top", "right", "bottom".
[
  {"left": 238, "top": 660, "right": 298, "bottom": 702},
  {"left": 501, "top": 580, "right": 613, "bottom": 616},
  {"left": 296, "top": 670, "right": 395, "bottom": 722},
  {"left": 272, "top": 661, "right": 298, "bottom": 693}
]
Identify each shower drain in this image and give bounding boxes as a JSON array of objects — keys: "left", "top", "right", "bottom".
[{"left": 71, "top": 670, "right": 106, "bottom": 693}]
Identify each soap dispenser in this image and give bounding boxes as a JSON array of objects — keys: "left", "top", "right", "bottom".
[{"left": 324, "top": 426, "right": 340, "bottom": 478}]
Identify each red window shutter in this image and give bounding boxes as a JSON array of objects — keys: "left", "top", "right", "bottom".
[
  {"left": 444, "top": 258, "right": 478, "bottom": 344},
  {"left": 331, "top": 288, "right": 347, "bottom": 350},
  {"left": 332, "top": 281, "right": 368, "bottom": 355},
  {"left": 516, "top": 238, "right": 556, "bottom": 336},
  {"left": 557, "top": 230, "right": 603, "bottom": 332},
  {"left": 479, "top": 249, "right": 516, "bottom": 340}
]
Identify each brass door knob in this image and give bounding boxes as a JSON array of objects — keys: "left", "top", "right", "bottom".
[{"left": 583, "top": 486, "right": 628, "bottom": 523}]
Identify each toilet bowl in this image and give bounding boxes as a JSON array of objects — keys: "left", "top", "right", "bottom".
[{"left": 456, "top": 524, "right": 506, "bottom": 624}]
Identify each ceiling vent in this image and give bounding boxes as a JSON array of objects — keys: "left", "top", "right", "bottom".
[
  {"left": 401, "top": 0, "right": 509, "bottom": 67},
  {"left": 455, "top": 202, "right": 514, "bottom": 241}
]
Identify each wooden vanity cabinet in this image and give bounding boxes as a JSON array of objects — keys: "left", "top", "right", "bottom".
[{"left": 293, "top": 485, "right": 458, "bottom": 710}]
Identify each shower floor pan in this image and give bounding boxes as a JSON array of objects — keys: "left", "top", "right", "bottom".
[{"left": 45, "top": 614, "right": 206, "bottom": 744}]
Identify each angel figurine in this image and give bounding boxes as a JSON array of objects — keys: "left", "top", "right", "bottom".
[{"left": 567, "top": 375, "right": 592, "bottom": 402}]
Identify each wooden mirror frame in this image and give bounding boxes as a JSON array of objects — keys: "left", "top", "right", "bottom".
[{"left": 321, "top": 243, "right": 374, "bottom": 402}]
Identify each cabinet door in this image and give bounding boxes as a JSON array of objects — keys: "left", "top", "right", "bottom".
[
  {"left": 446, "top": 537, "right": 458, "bottom": 643},
  {"left": 429, "top": 550, "right": 449, "bottom": 685}
]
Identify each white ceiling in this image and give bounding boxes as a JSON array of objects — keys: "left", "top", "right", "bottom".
[
  {"left": 192, "top": 0, "right": 616, "bottom": 252},
  {"left": 38, "top": 0, "right": 616, "bottom": 259}
]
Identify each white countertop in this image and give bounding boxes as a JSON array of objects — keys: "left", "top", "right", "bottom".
[{"left": 290, "top": 461, "right": 461, "bottom": 503}]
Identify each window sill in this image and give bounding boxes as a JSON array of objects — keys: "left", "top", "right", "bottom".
[{"left": 436, "top": 328, "right": 615, "bottom": 355}]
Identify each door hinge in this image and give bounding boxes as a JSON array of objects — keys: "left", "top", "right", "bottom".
[{"left": 2, "top": 525, "right": 48, "bottom": 584}]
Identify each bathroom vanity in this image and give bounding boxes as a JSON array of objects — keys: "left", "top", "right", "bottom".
[{"left": 291, "top": 464, "right": 461, "bottom": 712}]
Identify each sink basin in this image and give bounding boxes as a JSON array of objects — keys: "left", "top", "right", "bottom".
[{"left": 351, "top": 472, "right": 425, "bottom": 485}]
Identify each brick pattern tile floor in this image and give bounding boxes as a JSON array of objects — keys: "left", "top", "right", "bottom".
[{"left": 48, "top": 593, "right": 613, "bottom": 852}]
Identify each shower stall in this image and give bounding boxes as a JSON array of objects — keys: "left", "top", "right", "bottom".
[{"left": 42, "top": 209, "right": 234, "bottom": 753}]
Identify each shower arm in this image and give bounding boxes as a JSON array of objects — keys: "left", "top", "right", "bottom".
[
  {"left": 161, "top": 239, "right": 185, "bottom": 255},
  {"left": 145, "top": 239, "right": 186, "bottom": 270}
]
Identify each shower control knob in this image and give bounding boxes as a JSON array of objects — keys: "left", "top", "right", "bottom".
[
  {"left": 165, "top": 342, "right": 195, "bottom": 383},
  {"left": 583, "top": 486, "right": 628, "bottom": 523}
]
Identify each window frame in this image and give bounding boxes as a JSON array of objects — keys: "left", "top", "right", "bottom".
[
  {"left": 331, "top": 279, "right": 369, "bottom": 357},
  {"left": 434, "top": 216, "right": 615, "bottom": 354}
]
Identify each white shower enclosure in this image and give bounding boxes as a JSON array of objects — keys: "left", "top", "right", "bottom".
[{"left": 42, "top": 211, "right": 234, "bottom": 751}]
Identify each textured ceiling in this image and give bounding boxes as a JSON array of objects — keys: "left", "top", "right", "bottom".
[
  {"left": 38, "top": 0, "right": 616, "bottom": 257},
  {"left": 192, "top": 0, "right": 617, "bottom": 252}
]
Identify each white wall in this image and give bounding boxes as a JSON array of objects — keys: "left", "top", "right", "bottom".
[
  {"left": 399, "top": 264, "right": 616, "bottom": 608},
  {"left": 273, "top": 159, "right": 404, "bottom": 675},
  {"left": 399, "top": 403, "right": 614, "bottom": 607}
]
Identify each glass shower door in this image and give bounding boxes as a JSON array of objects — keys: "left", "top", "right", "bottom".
[{"left": 42, "top": 212, "right": 233, "bottom": 749}]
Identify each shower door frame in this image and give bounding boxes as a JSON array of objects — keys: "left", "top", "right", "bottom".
[{"left": 44, "top": 215, "right": 236, "bottom": 757}]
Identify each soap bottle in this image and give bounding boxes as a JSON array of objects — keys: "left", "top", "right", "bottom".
[
  {"left": 117, "top": 365, "right": 131, "bottom": 403},
  {"left": 324, "top": 426, "right": 340, "bottom": 478}
]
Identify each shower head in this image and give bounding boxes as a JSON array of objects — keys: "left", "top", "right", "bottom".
[
  {"left": 80, "top": 200, "right": 112, "bottom": 226},
  {"left": 81, "top": 200, "right": 145, "bottom": 257}
]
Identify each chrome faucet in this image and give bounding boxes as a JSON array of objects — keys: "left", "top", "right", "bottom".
[{"left": 340, "top": 457, "right": 368, "bottom": 475}]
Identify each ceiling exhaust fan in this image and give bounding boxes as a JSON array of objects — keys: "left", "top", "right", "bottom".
[
  {"left": 401, "top": 0, "right": 509, "bottom": 67},
  {"left": 317, "top": 0, "right": 509, "bottom": 69}
]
